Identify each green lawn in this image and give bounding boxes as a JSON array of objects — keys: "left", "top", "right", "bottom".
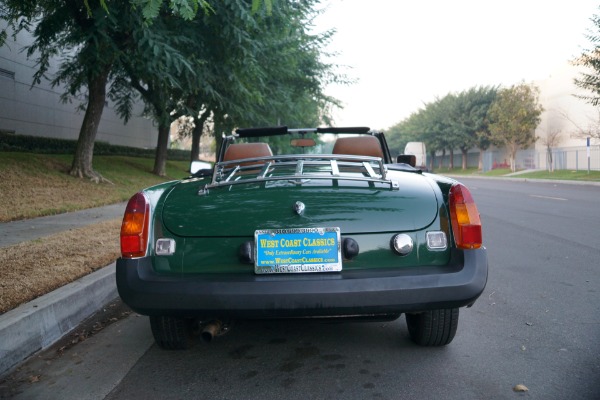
[
  {"left": 514, "top": 169, "right": 600, "bottom": 181},
  {"left": 432, "top": 167, "right": 600, "bottom": 181},
  {"left": 0, "top": 152, "right": 190, "bottom": 221},
  {"left": 431, "top": 167, "right": 511, "bottom": 177}
]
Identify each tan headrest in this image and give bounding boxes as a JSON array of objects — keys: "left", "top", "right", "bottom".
[
  {"left": 332, "top": 136, "right": 384, "bottom": 159},
  {"left": 223, "top": 142, "right": 273, "bottom": 162}
]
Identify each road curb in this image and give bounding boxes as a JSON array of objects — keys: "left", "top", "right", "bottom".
[{"left": 0, "top": 263, "right": 117, "bottom": 377}]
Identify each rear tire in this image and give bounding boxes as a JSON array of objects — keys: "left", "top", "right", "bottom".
[
  {"left": 405, "top": 308, "right": 459, "bottom": 346},
  {"left": 150, "top": 316, "right": 195, "bottom": 350}
]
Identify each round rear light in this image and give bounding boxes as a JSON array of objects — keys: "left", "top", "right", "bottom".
[{"left": 391, "top": 234, "right": 413, "bottom": 256}]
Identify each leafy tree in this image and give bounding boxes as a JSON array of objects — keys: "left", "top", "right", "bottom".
[
  {"left": 0, "top": 1, "right": 193, "bottom": 181},
  {"left": 573, "top": 9, "right": 600, "bottom": 106},
  {"left": 117, "top": 10, "right": 204, "bottom": 176},
  {"left": 388, "top": 86, "right": 497, "bottom": 171},
  {"left": 81, "top": 0, "right": 269, "bottom": 21},
  {"left": 107, "top": 8, "right": 203, "bottom": 177},
  {"left": 169, "top": 0, "right": 343, "bottom": 165},
  {"left": 5, "top": 0, "right": 138, "bottom": 182},
  {"left": 488, "top": 83, "right": 543, "bottom": 172},
  {"left": 385, "top": 113, "right": 420, "bottom": 157},
  {"left": 387, "top": 103, "right": 441, "bottom": 170},
  {"left": 179, "top": 0, "right": 282, "bottom": 162},
  {"left": 386, "top": 99, "right": 451, "bottom": 171},
  {"left": 453, "top": 86, "right": 497, "bottom": 170},
  {"left": 538, "top": 127, "right": 562, "bottom": 172},
  {"left": 423, "top": 94, "right": 460, "bottom": 170},
  {"left": 240, "top": 0, "right": 343, "bottom": 127},
  {"left": 0, "top": 0, "right": 338, "bottom": 181},
  {"left": 130, "top": 0, "right": 272, "bottom": 20}
]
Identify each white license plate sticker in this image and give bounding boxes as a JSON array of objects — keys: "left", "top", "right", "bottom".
[{"left": 254, "top": 227, "right": 341, "bottom": 274}]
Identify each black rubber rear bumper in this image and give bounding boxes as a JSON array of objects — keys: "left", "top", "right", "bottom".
[{"left": 116, "top": 248, "right": 488, "bottom": 318}]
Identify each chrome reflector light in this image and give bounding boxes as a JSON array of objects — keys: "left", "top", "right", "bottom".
[
  {"left": 391, "top": 234, "right": 413, "bottom": 256},
  {"left": 426, "top": 231, "right": 447, "bottom": 250},
  {"left": 156, "top": 238, "right": 176, "bottom": 255}
]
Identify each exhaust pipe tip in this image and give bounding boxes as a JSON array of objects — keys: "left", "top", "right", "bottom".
[{"left": 201, "top": 320, "right": 223, "bottom": 342}]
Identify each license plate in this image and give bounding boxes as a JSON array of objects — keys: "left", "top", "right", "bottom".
[{"left": 254, "top": 227, "right": 341, "bottom": 274}]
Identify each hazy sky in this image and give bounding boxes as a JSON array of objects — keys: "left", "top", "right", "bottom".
[{"left": 314, "top": 0, "right": 598, "bottom": 130}]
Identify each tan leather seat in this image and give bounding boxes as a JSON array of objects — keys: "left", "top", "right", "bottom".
[
  {"left": 332, "top": 136, "right": 384, "bottom": 159},
  {"left": 223, "top": 143, "right": 273, "bottom": 165}
]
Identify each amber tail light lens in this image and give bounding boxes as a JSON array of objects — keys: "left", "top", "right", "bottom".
[
  {"left": 120, "top": 193, "right": 150, "bottom": 258},
  {"left": 449, "top": 183, "right": 482, "bottom": 249}
]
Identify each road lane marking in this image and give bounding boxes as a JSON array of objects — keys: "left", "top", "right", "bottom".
[{"left": 529, "top": 194, "right": 568, "bottom": 201}]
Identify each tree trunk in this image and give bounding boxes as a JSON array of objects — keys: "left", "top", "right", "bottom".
[
  {"left": 546, "top": 148, "right": 554, "bottom": 172},
  {"left": 191, "top": 124, "right": 201, "bottom": 162},
  {"left": 449, "top": 149, "right": 455, "bottom": 170},
  {"left": 153, "top": 123, "right": 170, "bottom": 176},
  {"left": 509, "top": 148, "right": 516, "bottom": 172},
  {"left": 190, "top": 111, "right": 210, "bottom": 163},
  {"left": 478, "top": 148, "right": 484, "bottom": 171},
  {"left": 461, "top": 148, "right": 468, "bottom": 170},
  {"left": 69, "top": 67, "right": 111, "bottom": 183},
  {"left": 429, "top": 151, "right": 435, "bottom": 172},
  {"left": 438, "top": 149, "right": 445, "bottom": 170}
]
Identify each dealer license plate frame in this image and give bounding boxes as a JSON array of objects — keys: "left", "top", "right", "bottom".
[{"left": 254, "top": 227, "right": 342, "bottom": 274}]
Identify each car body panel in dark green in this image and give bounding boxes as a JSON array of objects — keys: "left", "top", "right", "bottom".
[{"left": 162, "top": 170, "right": 439, "bottom": 238}]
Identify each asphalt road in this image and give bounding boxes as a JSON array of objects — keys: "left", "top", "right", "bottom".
[{"left": 4, "top": 178, "right": 600, "bottom": 399}]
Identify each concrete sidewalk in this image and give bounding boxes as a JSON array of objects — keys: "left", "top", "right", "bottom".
[
  {"left": 0, "top": 202, "right": 126, "bottom": 248},
  {"left": 0, "top": 203, "right": 126, "bottom": 377}
]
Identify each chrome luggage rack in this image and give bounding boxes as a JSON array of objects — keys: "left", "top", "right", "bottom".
[{"left": 198, "top": 155, "right": 399, "bottom": 195}]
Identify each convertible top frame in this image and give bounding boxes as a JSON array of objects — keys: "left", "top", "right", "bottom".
[{"left": 217, "top": 126, "right": 394, "bottom": 165}]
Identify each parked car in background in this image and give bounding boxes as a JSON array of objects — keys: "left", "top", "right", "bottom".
[
  {"left": 117, "top": 126, "right": 488, "bottom": 349},
  {"left": 404, "top": 141, "right": 427, "bottom": 171},
  {"left": 189, "top": 160, "right": 212, "bottom": 173}
]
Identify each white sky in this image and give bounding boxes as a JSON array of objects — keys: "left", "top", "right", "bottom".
[{"left": 313, "top": 0, "right": 599, "bottom": 130}]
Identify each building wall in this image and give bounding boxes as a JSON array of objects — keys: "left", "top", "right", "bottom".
[
  {"left": 535, "top": 63, "right": 598, "bottom": 150},
  {"left": 0, "top": 27, "right": 156, "bottom": 149}
]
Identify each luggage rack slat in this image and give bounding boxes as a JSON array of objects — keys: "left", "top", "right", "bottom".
[
  {"left": 257, "top": 162, "right": 272, "bottom": 179},
  {"left": 363, "top": 162, "right": 376, "bottom": 178},
  {"left": 331, "top": 160, "right": 339, "bottom": 176},
  {"left": 224, "top": 165, "right": 240, "bottom": 182},
  {"left": 295, "top": 160, "right": 304, "bottom": 176}
]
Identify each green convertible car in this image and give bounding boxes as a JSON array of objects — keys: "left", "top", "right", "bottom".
[{"left": 116, "top": 126, "right": 488, "bottom": 349}]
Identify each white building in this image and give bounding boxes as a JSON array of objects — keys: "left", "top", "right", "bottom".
[
  {"left": 0, "top": 27, "right": 156, "bottom": 148},
  {"left": 534, "top": 63, "right": 600, "bottom": 171}
]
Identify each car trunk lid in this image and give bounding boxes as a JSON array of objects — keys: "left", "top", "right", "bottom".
[{"left": 161, "top": 172, "right": 439, "bottom": 237}]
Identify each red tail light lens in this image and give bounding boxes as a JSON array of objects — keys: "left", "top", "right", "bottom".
[
  {"left": 449, "top": 183, "right": 482, "bottom": 249},
  {"left": 120, "top": 193, "right": 150, "bottom": 258}
]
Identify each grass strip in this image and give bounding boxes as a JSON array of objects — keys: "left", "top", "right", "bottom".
[
  {"left": 0, "top": 153, "right": 189, "bottom": 222},
  {"left": 0, "top": 219, "right": 121, "bottom": 314}
]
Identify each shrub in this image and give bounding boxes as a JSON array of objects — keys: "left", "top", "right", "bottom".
[{"left": 0, "top": 132, "right": 190, "bottom": 161}]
